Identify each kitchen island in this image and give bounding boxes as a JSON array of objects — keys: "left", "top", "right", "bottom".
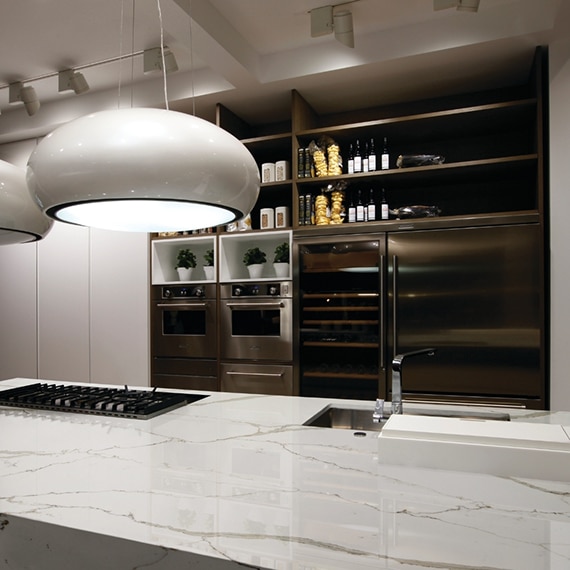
[{"left": 1, "top": 378, "right": 569, "bottom": 570}]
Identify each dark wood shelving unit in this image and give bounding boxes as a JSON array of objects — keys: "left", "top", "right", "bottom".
[{"left": 151, "top": 46, "right": 547, "bottom": 406}]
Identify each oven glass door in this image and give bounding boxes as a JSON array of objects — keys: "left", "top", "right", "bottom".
[
  {"left": 163, "top": 306, "right": 206, "bottom": 335},
  {"left": 221, "top": 299, "right": 292, "bottom": 361},
  {"left": 153, "top": 301, "right": 217, "bottom": 359}
]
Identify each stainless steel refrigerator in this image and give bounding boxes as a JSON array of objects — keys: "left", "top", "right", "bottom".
[{"left": 295, "top": 223, "right": 546, "bottom": 408}]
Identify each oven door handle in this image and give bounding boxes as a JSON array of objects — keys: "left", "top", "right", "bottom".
[
  {"left": 225, "top": 302, "right": 285, "bottom": 309},
  {"left": 226, "top": 371, "right": 284, "bottom": 377},
  {"left": 156, "top": 303, "right": 208, "bottom": 308}
]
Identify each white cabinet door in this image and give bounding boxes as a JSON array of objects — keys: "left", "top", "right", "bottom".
[
  {"left": 37, "top": 222, "right": 90, "bottom": 382},
  {"left": 0, "top": 241, "right": 38, "bottom": 380},
  {"left": 90, "top": 229, "right": 149, "bottom": 386}
]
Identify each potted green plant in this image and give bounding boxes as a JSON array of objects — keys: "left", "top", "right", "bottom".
[
  {"left": 203, "top": 248, "right": 215, "bottom": 280},
  {"left": 243, "top": 247, "right": 266, "bottom": 278},
  {"left": 175, "top": 248, "right": 196, "bottom": 281},
  {"left": 273, "top": 242, "right": 290, "bottom": 278}
]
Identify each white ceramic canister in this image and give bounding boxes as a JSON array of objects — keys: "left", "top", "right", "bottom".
[
  {"left": 261, "top": 163, "right": 275, "bottom": 183},
  {"left": 260, "top": 208, "right": 275, "bottom": 229},
  {"left": 275, "top": 206, "right": 290, "bottom": 228},
  {"left": 275, "top": 160, "right": 290, "bottom": 181}
]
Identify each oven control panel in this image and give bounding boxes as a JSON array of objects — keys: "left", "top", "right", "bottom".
[
  {"left": 161, "top": 285, "right": 212, "bottom": 299},
  {"left": 224, "top": 282, "right": 291, "bottom": 298}
]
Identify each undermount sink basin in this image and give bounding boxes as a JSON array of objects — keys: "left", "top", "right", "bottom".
[
  {"left": 304, "top": 406, "right": 389, "bottom": 432},
  {"left": 304, "top": 405, "right": 510, "bottom": 432}
]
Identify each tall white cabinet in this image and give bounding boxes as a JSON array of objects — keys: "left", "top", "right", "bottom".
[
  {"left": 36, "top": 223, "right": 90, "bottom": 382},
  {"left": 0, "top": 242, "right": 39, "bottom": 379}
]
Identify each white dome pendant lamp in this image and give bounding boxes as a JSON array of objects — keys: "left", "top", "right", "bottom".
[
  {"left": 0, "top": 159, "right": 53, "bottom": 245},
  {"left": 26, "top": 107, "right": 260, "bottom": 232}
]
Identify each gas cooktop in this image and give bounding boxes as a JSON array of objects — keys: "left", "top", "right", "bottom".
[{"left": 0, "top": 383, "right": 207, "bottom": 420}]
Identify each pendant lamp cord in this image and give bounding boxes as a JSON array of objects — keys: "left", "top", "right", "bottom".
[
  {"left": 117, "top": 0, "right": 125, "bottom": 108},
  {"left": 156, "top": 0, "right": 169, "bottom": 110},
  {"left": 130, "top": 0, "right": 136, "bottom": 108},
  {"left": 189, "top": 0, "right": 196, "bottom": 116}
]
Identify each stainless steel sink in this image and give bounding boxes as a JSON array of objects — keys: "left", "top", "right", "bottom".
[
  {"left": 304, "top": 406, "right": 388, "bottom": 432},
  {"left": 304, "top": 405, "right": 510, "bottom": 432}
]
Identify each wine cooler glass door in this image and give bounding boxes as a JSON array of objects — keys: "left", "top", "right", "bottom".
[{"left": 297, "top": 237, "right": 386, "bottom": 400}]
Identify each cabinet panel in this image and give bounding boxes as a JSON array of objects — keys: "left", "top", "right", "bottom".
[
  {"left": 37, "top": 223, "right": 90, "bottom": 382},
  {"left": 90, "top": 229, "right": 149, "bottom": 386},
  {"left": 0, "top": 242, "right": 38, "bottom": 380}
]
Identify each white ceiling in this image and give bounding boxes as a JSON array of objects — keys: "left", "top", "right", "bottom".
[{"left": 0, "top": 0, "right": 562, "bottom": 144}]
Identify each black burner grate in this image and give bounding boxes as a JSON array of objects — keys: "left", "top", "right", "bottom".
[{"left": 0, "top": 383, "right": 207, "bottom": 419}]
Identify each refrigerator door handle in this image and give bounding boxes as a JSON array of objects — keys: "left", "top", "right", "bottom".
[
  {"left": 380, "top": 254, "right": 386, "bottom": 369},
  {"left": 392, "top": 254, "right": 399, "bottom": 356}
]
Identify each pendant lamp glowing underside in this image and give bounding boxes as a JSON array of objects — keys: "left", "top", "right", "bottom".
[
  {"left": 26, "top": 108, "right": 260, "bottom": 232},
  {"left": 0, "top": 159, "right": 53, "bottom": 245}
]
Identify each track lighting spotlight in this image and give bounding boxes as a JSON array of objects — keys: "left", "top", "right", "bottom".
[
  {"left": 333, "top": 10, "right": 354, "bottom": 48},
  {"left": 8, "top": 82, "right": 40, "bottom": 116},
  {"left": 143, "top": 47, "right": 179, "bottom": 74},
  {"left": 310, "top": 5, "right": 355, "bottom": 48},
  {"left": 434, "top": 0, "right": 480, "bottom": 12},
  {"left": 58, "top": 70, "right": 90, "bottom": 95}
]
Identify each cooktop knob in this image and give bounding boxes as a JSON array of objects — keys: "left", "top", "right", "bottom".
[
  {"left": 193, "top": 287, "right": 204, "bottom": 297},
  {"left": 233, "top": 286, "right": 243, "bottom": 296},
  {"left": 268, "top": 285, "right": 278, "bottom": 296},
  {"left": 163, "top": 288, "right": 172, "bottom": 298}
]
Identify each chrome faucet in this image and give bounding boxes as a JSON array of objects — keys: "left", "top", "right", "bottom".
[
  {"left": 391, "top": 348, "right": 436, "bottom": 415},
  {"left": 372, "top": 398, "right": 385, "bottom": 423}
]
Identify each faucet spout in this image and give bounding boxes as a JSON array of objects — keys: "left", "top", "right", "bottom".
[{"left": 391, "top": 348, "right": 436, "bottom": 415}]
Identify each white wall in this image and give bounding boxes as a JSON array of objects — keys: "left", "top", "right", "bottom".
[{"left": 549, "top": 1, "right": 570, "bottom": 411}]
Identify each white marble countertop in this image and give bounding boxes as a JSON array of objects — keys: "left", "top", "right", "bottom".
[{"left": 1, "top": 377, "right": 569, "bottom": 570}]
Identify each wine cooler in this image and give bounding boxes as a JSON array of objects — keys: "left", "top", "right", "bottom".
[{"left": 295, "top": 237, "right": 384, "bottom": 400}]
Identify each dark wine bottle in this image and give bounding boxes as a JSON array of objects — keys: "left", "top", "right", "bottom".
[
  {"left": 363, "top": 141, "right": 369, "bottom": 173},
  {"left": 354, "top": 139, "right": 362, "bottom": 173},
  {"left": 347, "top": 143, "right": 354, "bottom": 174},
  {"left": 348, "top": 194, "right": 356, "bottom": 223},
  {"left": 367, "top": 189, "right": 376, "bottom": 222},
  {"left": 356, "top": 189, "right": 365, "bottom": 222},
  {"left": 381, "top": 137, "right": 389, "bottom": 170},
  {"left": 381, "top": 188, "right": 389, "bottom": 220},
  {"left": 368, "top": 138, "right": 376, "bottom": 171}
]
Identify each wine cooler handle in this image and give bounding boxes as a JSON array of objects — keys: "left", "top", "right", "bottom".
[
  {"left": 380, "top": 254, "right": 385, "bottom": 369},
  {"left": 392, "top": 254, "right": 399, "bottom": 356}
]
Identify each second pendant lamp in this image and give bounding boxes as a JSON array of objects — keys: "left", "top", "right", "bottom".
[{"left": 0, "top": 159, "right": 53, "bottom": 245}]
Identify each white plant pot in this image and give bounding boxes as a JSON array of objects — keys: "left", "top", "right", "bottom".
[
  {"left": 176, "top": 267, "right": 193, "bottom": 281},
  {"left": 273, "top": 262, "right": 290, "bottom": 278},
  {"left": 247, "top": 263, "right": 264, "bottom": 279},
  {"left": 203, "top": 266, "right": 215, "bottom": 280}
]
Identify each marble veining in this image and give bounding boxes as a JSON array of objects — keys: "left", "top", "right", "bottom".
[{"left": 1, "top": 378, "right": 570, "bottom": 569}]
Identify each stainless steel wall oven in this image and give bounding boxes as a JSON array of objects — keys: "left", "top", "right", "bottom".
[
  {"left": 220, "top": 282, "right": 293, "bottom": 395},
  {"left": 151, "top": 284, "right": 218, "bottom": 391},
  {"left": 220, "top": 282, "right": 292, "bottom": 362}
]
